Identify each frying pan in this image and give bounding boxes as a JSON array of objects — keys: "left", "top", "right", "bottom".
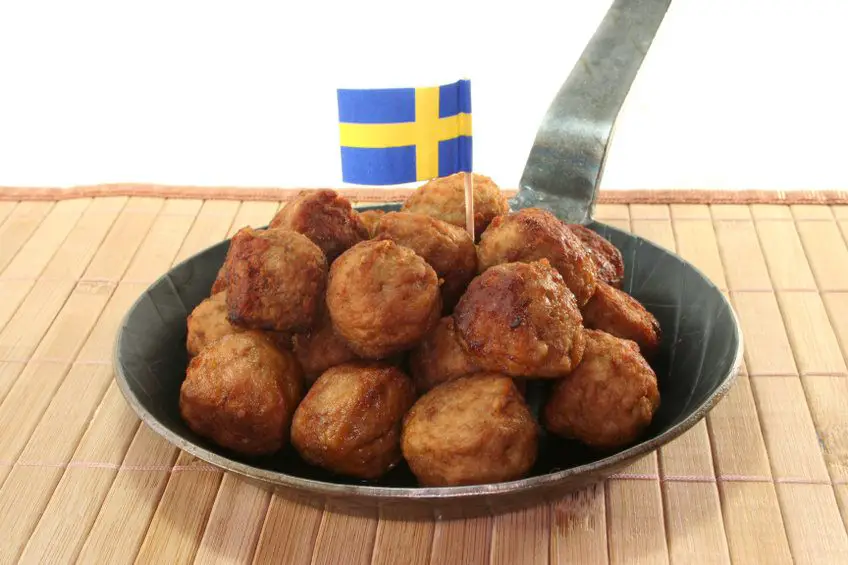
[{"left": 114, "top": 0, "right": 743, "bottom": 516}]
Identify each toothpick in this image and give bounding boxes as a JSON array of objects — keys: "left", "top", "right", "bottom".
[{"left": 464, "top": 172, "right": 474, "bottom": 239}]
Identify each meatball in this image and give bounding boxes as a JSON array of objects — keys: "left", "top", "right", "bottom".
[
  {"left": 225, "top": 227, "right": 327, "bottom": 333},
  {"left": 581, "top": 282, "right": 661, "bottom": 359},
  {"left": 210, "top": 226, "right": 249, "bottom": 295},
  {"left": 358, "top": 209, "right": 385, "bottom": 237},
  {"left": 292, "top": 306, "right": 359, "bottom": 387},
  {"left": 477, "top": 208, "right": 598, "bottom": 306},
  {"left": 568, "top": 224, "right": 625, "bottom": 288},
  {"left": 401, "top": 374, "right": 538, "bottom": 486},
  {"left": 402, "top": 172, "right": 508, "bottom": 239},
  {"left": 543, "top": 329, "right": 660, "bottom": 450},
  {"left": 409, "top": 316, "right": 480, "bottom": 393},
  {"left": 270, "top": 189, "right": 369, "bottom": 262},
  {"left": 372, "top": 211, "right": 476, "bottom": 311},
  {"left": 454, "top": 259, "right": 585, "bottom": 378},
  {"left": 179, "top": 331, "right": 304, "bottom": 456},
  {"left": 211, "top": 261, "right": 229, "bottom": 295},
  {"left": 290, "top": 362, "right": 416, "bottom": 479},
  {"left": 186, "top": 291, "right": 291, "bottom": 357},
  {"left": 326, "top": 240, "right": 441, "bottom": 359},
  {"left": 187, "top": 291, "right": 239, "bottom": 357}
]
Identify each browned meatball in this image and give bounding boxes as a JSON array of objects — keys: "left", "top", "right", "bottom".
[
  {"left": 326, "top": 240, "right": 441, "bottom": 359},
  {"left": 409, "top": 316, "right": 480, "bottom": 393},
  {"left": 401, "top": 374, "right": 538, "bottom": 486},
  {"left": 358, "top": 209, "right": 385, "bottom": 237},
  {"left": 225, "top": 227, "right": 327, "bottom": 333},
  {"left": 187, "top": 291, "right": 239, "bottom": 357},
  {"left": 180, "top": 331, "right": 304, "bottom": 456},
  {"left": 290, "top": 362, "right": 416, "bottom": 479},
  {"left": 292, "top": 306, "right": 359, "bottom": 387},
  {"left": 211, "top": 261, "right": 229, "bottom": 295},
  {"left": 210, "top": 225, "right": 253, "bottom": 295},
  {"left": 454, "top": 259, "right": 585, "bottom": 378},
  {"left": 543, "top": 329, "right": 660, "bottom": 450},
  {"left": 581, "top": 282, "right": 661, "bottom": 359},
  {"left": 402, "top": 172, "right": 508, "bottom": 239},
  {"left": 186, "top": 291, "right": 291, "bottom": 357},
  {"left": 477, "top": 208, "right": 598, "bottom": 306},
  {"left": 270, "top": 190, "right": 369, "bottom": 262},
  {"left": 372, "top": 211, "right": 476, "bottom": 311},
  {"left": 568, "top": 224, "right": 625, "bottom": 288}
]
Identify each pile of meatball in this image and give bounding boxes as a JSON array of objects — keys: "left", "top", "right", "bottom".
[{"left": 179, "top": 172, "right": 662, "bottom": 487}]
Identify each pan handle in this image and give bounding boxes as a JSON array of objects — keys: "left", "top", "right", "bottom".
[{"left": 513, "top": 0, "right": 672, "bottom": 224}]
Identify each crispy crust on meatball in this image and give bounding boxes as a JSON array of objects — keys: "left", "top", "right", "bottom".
[
  {"left": 211, "top": 261, "right": 229, "bottom": 295},
  {"left": 401, "top": 173, "right": 508, "bottom": 239},
  {"left": 358, "top": 209, "right": 385, "bottom": 238},
  {"left": 476, "top": 208, "right": 598, "bottom": 306},
  {"left": 270, "top": 190, "right": 368, "bottom": 262},
  {"left": 292, "top": 305, "right": 359, "bottom": 387},
  {"left": 326, "top": 240, "right": 441, "bottom": 359},
  {"left": 186, "top": 291, "right": 291, "bottom": 357},
  {"left": 373, "top": 211, "right": 477, "bottom": 311},
  {"left": 225, "top": 227, "right": 327, "bottom": 333},
  {"left": 179, "top": 331, "right": 304, "bottom": 456},
  {"left": 453, "top": 260, "right": 585, "bottom": 378},
  {"left": 187, "top": 292, "right": 240, "bottom": 357},
  {"left": 409, "top": 316, "right": 480, "bottom": 393},
  {"left": 210, "top": 227, "right": 251, "bottom": 295},
  {"left": 266, "top": 331, "right": 295, "bottom": 352},
  {"left": 290, "top": 362, "right": 416, "bottom": 479},
  {"left": 568, "top": 224, "right": 624, "bottom": 288},
  {"left": 581, "top": 282, "right": 661, "bottom": 359},
  {"left": 401, "top": 374, "right": 538, "bottom": 486},
  {"left": 543, "top": 329, "right": 660, "bottom": 450}
]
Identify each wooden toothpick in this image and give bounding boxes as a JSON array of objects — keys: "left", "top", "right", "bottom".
[{"left": 464, "top": 172, "right": 474, "bottom": 239}]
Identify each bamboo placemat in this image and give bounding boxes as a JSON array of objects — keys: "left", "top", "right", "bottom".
[{"left": 0, "top": 189, "right": 847, "bottom": 565}]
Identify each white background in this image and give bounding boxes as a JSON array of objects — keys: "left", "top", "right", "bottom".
[{"left": 1, "top": 0, "right": 846, "bottom": 191}]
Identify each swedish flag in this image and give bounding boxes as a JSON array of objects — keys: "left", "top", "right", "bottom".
[{"left": 337, "top": 80, "right": 472, "bottom": 185}]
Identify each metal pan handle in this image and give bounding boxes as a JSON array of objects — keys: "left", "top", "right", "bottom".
[{"left": 513, "top": 0, "right": 672, "bottom": 224}]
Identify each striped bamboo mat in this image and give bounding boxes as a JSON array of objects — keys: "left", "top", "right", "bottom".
[{"left": 0, "top": 190, "right": 846, "bottom": 564}]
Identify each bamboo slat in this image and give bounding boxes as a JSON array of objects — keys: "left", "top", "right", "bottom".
[
  {"left": 801, "top": 376, "right": 848, "bottom": 483},
  {"left": 777, "top": 292, "right": 847, "bottom": 376},
  {"left": 712, "top": 217, "right": 772, "bottom": 290},
  {"left": 549, "top": 484, "right": 608, "bottom": 565},
  {"left": 311, "top": 506, "right": 379, "bottom": 565},
  {"left": 0, "top": 201, "right": 18, "bottom": 228},
  {"left": 371, "top": 511, "right": 435, "bottom": 565},
  {"left": 728, "top": 204, "right": 848, "bottom": 563},
  {"left": 753, "top": 219, "right": 817, "bottom": 290},
  {"left": 227, "top": 200, "right": 281, "bottom": 237},
  {"left": 709, "top": 207, "right": 799, "bottom": 564},
  {"left": 795, "top": 220, "right": 848, "bottom": 291},
  {"left": 822, "top": 293, "right": 848, "bottom": 364},
  {"left": 429, "top": 516, "right": 492, "bottom": 565},
  {"left": 490, "top": 506, "right": 550, "bottom": 565},
  {"left": 194, "top": 474, "right": 271, "bottom": 565},
  {"left": 134, "top": 453, "right": 223, "bottom": 565},
  {"left": 252, "top": 496, "right": 324, "bottom": 564},
  {"left": 0, "top": 201, "right": 55, "bottom": 274},
  {"left": 174, "top": 200, "right": 241, "bottom": 264},
  {"left": 776, "top": 484, "right": 848, "bottom": 564},
  {"left": 0, "top": 198, "right": 180, "bottom": 563}
]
